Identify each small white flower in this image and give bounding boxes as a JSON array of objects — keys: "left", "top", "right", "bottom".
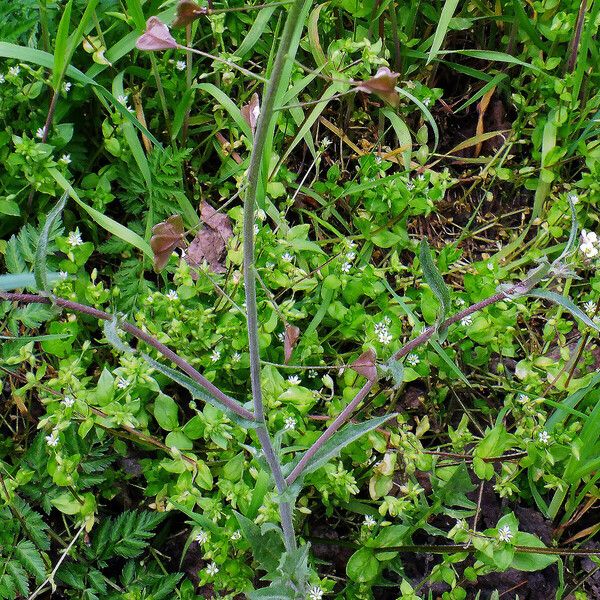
[
  {"left": 59, "top": 271, "right": 68, "bottom": 280},
  {"left": 517, "top": 393, "right": 529, "bottom": 404},
  {"left": 346, "top": 240, "right": 356, "bottom": 250},
  {"left": 580, "top": 230, "right": 600, "bottom": 258},
  {"left": 36, "top": 127, "right": 45, "bottom": 139},
  {"left": 166, "top": 290, "right": 178, "bottom": 301},
  {"left": 59, "top": 153, "right": 71, "bottom": 165},
  {"left": 346, "top": 252, "right": 356, "bottom": 261},
  {"left": 308, "top": 369, "right": 318, "bottom": 378},
  {"left": 406, "top": 353, "right": 420, "bottom": 367},
  {"left": 487, "top": 262, "right": 494, "bottom": 271},
  {"left": 195, "top": 530, "right": 209, "bottom": 544},
  {"left": 67, "top": 230, "right": 83, "bottom": 247},
  {"left": 61, "top": 396, "right": 75, "bottom": 408},
  {"left": 497, "top": 525, "right": 513, "bottom": 542},
  {"left": 460, "top": 315, "right": 473, "bottom": 327},
  {"left": 423, "top": 97, "right": 431, "bottom": 106},
  {"left": 406, "top": 180, "right": 415, "bottom": 191},
  {"left": 0, "top": 74, "right": 5, "bottom": 84},
  {"left": 288, "top": 375, "right": 301, "bottom": 386},
  {"left": 232, "top": 352, "right": 241, "bottom": 363},
  {"left": 211, "top": 349, "right": 221, "bottom": 362},
  {"left": 176, "top": 60, "right": 186, "bottom": 71},
  {"left": 63, "top": 81, "right": 72, "bottom": 93},
  {"left": 206, "top": 561, "right": 219, "bottom": 576},
  {"left": 117, "top": 377, "right": 129, "bottom": 390},
  {"left": 231, "top": 530, "right": 242, "bottom": 541},
  {"left": 341, "top": 262, "right": 352, "bottom": 274},
  {"left": 538, "top": 430, "right": 550, "bottom": 444},
  {"left": 8, "top": 66, "right": 20, "bottom": 77},
  {"left": 307, "top": 585, "right": 324, "bottom": 600},
  {"left": 45, "top": 430, "right": 59, "bottom": 447},
  {"left": 585, "top": 300, "right": 596, "bottom": 315},
  {"left": 282, "top": 252, "right": 294, "bottom": 262},
  {"left": 277, "top": 332, "right": 285, "bottom": 342},
  {"left": 254, "top": 224, "right": 260, "bottom": 235},
  {"left": 364, "top": 515, "right": 377, "bottom": 528},
  {"left": 284, "top": 416, "right": 297, "bottom": 431},
  {"left": 417, "top": 173, "right": 425, "bottom": 181},
  {"left": 320, "top": 137, "right": 332, "bottom": 148},
  {"left": 567, "top": 192, "right": 579, "bottom": 205},
  {"left": 117, "top": 94, "right": 129, "bottom": 106},
  {"left": 456, "top": 298, "right": 466, "bottom": 306}
]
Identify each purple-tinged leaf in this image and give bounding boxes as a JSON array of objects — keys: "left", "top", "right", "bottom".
[
  {"left": 354, "top": 67, "right": 400, "bottom": 107},
  {"left": 173, "top": 0, "right": 209, "bottom": 28},
  {"left": 284, "top": 325, "right": 301, "bottom": 364},
  {"left": 136, "top": 17, "right": 178, "bottom": 51},
  {"left": 351, "top": 349, "right": 377, "bottom": 381}
]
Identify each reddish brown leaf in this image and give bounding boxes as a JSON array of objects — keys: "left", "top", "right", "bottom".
[
  {"left": 184, "top": 202, "right": 233, "bottom": 276},
  {"left": 136, "top": 17, "right": 178, "bottom": 52},
  {"left": 354, "top": 67, "right": 400, "bottom": 108},
  {"left": 350, "top": 348, "right": 377, "bottom": 381},
  {"left": 172, "top": 0, "right": 209, "bottom": 28},
  {"left": 284, "top": 325, "right": 301, "bottom": 364},
  {"left": 241, "top": 93, "right": 260, "bottom": 134},
  {"left": 150, "top": 215, "right": 185, "bottom": 272}
]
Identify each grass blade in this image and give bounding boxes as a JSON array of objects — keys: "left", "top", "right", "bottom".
[{"left": 427, "top": 0, "right": 460, "bottom": 65}]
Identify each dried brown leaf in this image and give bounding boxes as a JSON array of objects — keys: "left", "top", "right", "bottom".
[{"left": 241, "top": 93, "right": 260, "bottom": 134}]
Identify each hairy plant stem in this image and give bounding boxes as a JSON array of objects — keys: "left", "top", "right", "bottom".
[
  {"left": 0, "top": 293, "right": 253, "bottom": 422},
  {"left": 242, "top": 0, "right": 308, "bottom": 553}
]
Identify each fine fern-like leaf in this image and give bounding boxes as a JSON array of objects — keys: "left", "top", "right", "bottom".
[
  {"left": 87, "top": 510, "right": 166, "bottom": 562},
  {"left": 14, "top": 540, "right": 46, "bottom": 583}
]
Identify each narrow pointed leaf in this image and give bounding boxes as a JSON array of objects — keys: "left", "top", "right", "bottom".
[
  {"left": 527, "top": 289, "right": 600, "bottom": 333},
  {"left": 419, "top": 238, "right": 450, "bottom": 335},
  {"left": 141, "top": 354, "right": 256, "bottom": 428},
  {"left": 35, "top": 192, "right": 67, "bottom": 292},
  {"left": 103, "top": 317, "right": 135, "bottom": 354},
  {"left": 0, "top": 272, "right": 62, "bottom": 291}
]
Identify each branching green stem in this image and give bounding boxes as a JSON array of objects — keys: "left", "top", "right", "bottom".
[{"left": 242, "top": 0, "right": 308, "bottom": 553}]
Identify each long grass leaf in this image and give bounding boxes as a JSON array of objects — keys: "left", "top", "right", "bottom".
[{"left": 427, "top": 0, "right": 460, "bottom": 65}]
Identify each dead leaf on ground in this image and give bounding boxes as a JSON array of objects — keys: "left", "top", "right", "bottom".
[{"left": 184, "top": 202, "right": 233, "bottom": 275}]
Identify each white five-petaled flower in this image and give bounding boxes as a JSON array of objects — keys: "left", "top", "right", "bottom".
[
  {"left": 341, "top": 262, "right": 352, "bottom": 274},
  {"left": 0, "top": 74, "right": 5, "bottom": 84},
  {"left": 206, "top": 562, "right": 219, "bottom": 576},
  {"left": 45, "top": 430, "right": 59, "bottom": 447},
  {"left": 36, "top": 128, "right": 45, "bottom": 139},
  {"left": 538, "top": 430, "right": 550, "bottom": 445},
  {"left": 63, "top": 81, "right": 72, "bottom": 93},
  {"left": 232, "top": 352, "right": 241, "bottom": 363},
  {"left": 307, "top": 585, "right": 324, "bottom": 600},
  {"left": 375, "top": 320, "right": 393, "bottom": 345},
  {"left": 460, "top": 315, "right": 473, "bottom": 327},
  {"left": 282, "top": 252, "right": 294, "bottom": 262},
  {"left": 166, "top": 290, "right": 178, "bottom": 301},
  {"left": 116, "top": 94, "right": 130, "bottom": 110},
  {"left": 567, "top": 192, "right": 579, "bottom": 205},
  {"left": 580, "top": 230, "right": 599, "bottom": 259},
  {"left": 346, "top": 240, "right": 356, "bottom": 250},
  {"left": 231, "top": 530, "right": 242, "bottom": 541},
  {"left": 406, "top": 180, "right": 415, "bottom": 191},
  {"left": 195, "top": 530, "right": 209, "bottom": 544},
  {"left": 287, "top": 375, "right": 301, "bottom": 386},
  {"left": 59, "top": 271, "right": 68, "bottom": 280},
  {"left": 8, "top": 66, "right": 20, "bottom": 77},
  {"left": 406, "top": 353, "right": 420, "bottom": 367},
  {"left": 62, "top": 396, "right": 75, "bottom": 408},
  {"left": 423, "top": 97, "right": 431, "bottom": 106},
  {"left": 517, "top": 393, "right": 529, "bottom": 403},
  {"left": 585, "top": 300, "right": 596, "bottom": 315},
  {"left": 497, "top": 525, "right": 513, "bottom": 542},
  {"left": 364, "top": 515, "right": 377, "bottom": 528},
  {"left": 176, "top": 60, "right": 186, "bottom": 71},
  {"left": 59, "top": 154, "right": 71, "bottom": 165},
  {"left": 277, "top": 332, "right": 285, "bottom": 342},
  {"left": 284, "top": 416, "right": 297, "bottom": 431},
  {"left": 211, "top": 349, "right": 221, "bottom": 362},
  {"left": 117, "top": 377, "right": 129, "bottom": 390},
  {"left": 320, "top": 137, "right": 332, "bottom": 148},
  {"left": 346, "top": 252, "right": 356, "bottom": 261},
  {"left": 254, "top": 223, "right": 260, "bottom": 235},
  {"left": 67, "top": 230, "right": 83, "bottom": 247}
]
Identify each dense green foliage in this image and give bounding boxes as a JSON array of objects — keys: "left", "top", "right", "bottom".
[{"left": 1, "top": 0, "right": 600, "bottom": 597}]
